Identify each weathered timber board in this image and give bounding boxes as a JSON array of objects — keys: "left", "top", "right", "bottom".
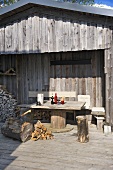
[
  {"left": 30, "top": 101, "right": 85, "bottom": 110},
  {"left": 0, "top": 121, "right": 113, "bottom": 170},
  {"left": 0, "top": 6, "right": 113, "bottom": 54}
]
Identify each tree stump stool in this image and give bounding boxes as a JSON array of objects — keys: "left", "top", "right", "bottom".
[
  {"left": 51, "top": 110, "right": 66, "bottom": 129},
  {"left": 76, "top": 116, "right": 89, "bottom": 143}
]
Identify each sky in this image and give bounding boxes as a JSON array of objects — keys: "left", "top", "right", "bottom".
[{"left": 95, "top": 0, "right": 113, "bottom": 7}]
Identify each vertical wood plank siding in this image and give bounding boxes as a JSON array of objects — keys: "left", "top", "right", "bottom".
[
  {"left": 50, "top": 50, "right": 104, "bottom": 108},
  {"left": 0, "top": 50, "right": 105, "bottom": 107},
  {"left": 0, "top": 55, "right": 17, "bottom": 97},
  {"left": 0, "top": 7, "right": 112, "bottom": 124},
  {"left": 0, "top": 50, "right": 104, "bottom": 106},
  {"left": 0, "top": 13, "right": 112, "bottom": 54}
]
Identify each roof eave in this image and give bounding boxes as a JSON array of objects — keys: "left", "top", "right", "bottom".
[{"left": 0, "top": 0, "right": 113, "bottom": 18}]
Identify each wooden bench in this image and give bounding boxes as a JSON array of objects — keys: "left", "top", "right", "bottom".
[
  {"left": 29, "top": 91, "right": 77, "bottom": 100},
  {"left": 91, "top": 107, "right": 105, "bottom": 130}
]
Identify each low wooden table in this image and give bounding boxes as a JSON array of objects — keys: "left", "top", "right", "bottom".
[
  {"left": 31, "top": 101, "right": 85, "bottom": 129},
  {"left": 19, "top": 101, "right": 85, "bottom": 129}
]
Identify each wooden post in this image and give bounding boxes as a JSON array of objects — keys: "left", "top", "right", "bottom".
[
  {"left": 76, "top": 116, "right": 89, "bottom": 143},
  {"left": 51, "top": 110, "right": 66, "bottom": 129},
  {"left": 104, "top": 49, "right": 110, "bottom": 124},
  {"left": 109, "top": 43, "right": 113, "bottom": 126}
]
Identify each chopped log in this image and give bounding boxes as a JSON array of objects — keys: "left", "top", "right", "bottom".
[
  {"left": 76, "top": 116, "right": 89, "bottom": 143},
  {"left": 1, "top": 117, "right": 33, "bottom": 142},
  {"left": 31, "top": 120, "right": 54, "bottom": 141},
  {"left": 20, "top": 122, "right": 34, "bottom": 142}
]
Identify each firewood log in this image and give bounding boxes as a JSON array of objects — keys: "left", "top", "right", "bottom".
[
  {"left": 76, "top": 116, "right": 89, "bottom": 143},
  {"left": 1, "top": 117, "right": 33, "bottom": 142},
  {"left": 20, "top": 122, "right": 33, "bottom": 142},
  {"left": 31, "top": 120, "right": 54, "bottom": 141}
]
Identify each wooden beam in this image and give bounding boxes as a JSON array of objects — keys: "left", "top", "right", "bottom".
[
  {"left": 29, "top": 91, "right": 76, "bottom": 98},
  {"left": 50, "top": 59, "right": 91, "bottom": 65}
]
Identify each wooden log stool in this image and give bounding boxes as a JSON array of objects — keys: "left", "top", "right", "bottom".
[{"left": 76, "top": 116, "right": 89, "bottom": 143}]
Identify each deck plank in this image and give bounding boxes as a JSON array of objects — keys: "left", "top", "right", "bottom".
[{"left": 0, "top": 123, "right": 113, "bottom": 170}]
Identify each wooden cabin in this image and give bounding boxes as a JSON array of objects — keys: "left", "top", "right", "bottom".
[{"left": 0, "top": 0, "right": 113, "bottom": 126}]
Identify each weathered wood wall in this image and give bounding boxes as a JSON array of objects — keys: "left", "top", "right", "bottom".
[
  {"left": 0, "top": 50, "right": 105, "bottom": 107},
  {"left": 16, "top": 53, "right": 50, "bottom": 104},
  {"left": 0, "top": 6, "right": 113, "bottom": 54},
  {"left": 0, "top": 55, "right": 17, "bottom": 97},
  {"left": 50, "top": 50, "right": 105, "bottom": 108},
  {"left": 0, "top": 5, "right": 112, "bottom": 125}
]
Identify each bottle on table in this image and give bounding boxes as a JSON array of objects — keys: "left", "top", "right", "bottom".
[
  {"left": 51, "top": 96, "right": 54, "bottom": 104},
  {"left": 61, "top": 97, "right": 64, "bottom": 104},
  {"left": 54, "top": 93, "right": 57, "bottom": 104}
]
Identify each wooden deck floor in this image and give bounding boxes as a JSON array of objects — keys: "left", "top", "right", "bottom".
[{"left": 0, "top": 123, "right": 113, "bottom": 170}]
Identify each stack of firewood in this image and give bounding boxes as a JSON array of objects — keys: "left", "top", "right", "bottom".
[
  {"left": 33, "top": 110, "right": 51, "bottom": 122},
  {"left": 0, "top": 85, "right": 18, "bottom": 122},
  {"left": 31, "top": 120, "right": 54, "bottom": 141}
]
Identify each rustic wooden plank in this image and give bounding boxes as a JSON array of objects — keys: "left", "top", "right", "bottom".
[
  {"left": 23, "top": 54, "right": 28, "bottom": 103},
  {"left": 22, "top": 19, "right": 27, "bottom": 52},
  {"left": 31, "top": 100, "right": 85, "bottom": 110},
  {"left": 68, "top": 53, "right": 73, "bottom": 96},
  {"left": 50, "top": 53, "right": 55, "bottom": 91},
  {"left": 13, "top": 22, "right": 18, "bottom": 53},
  {"left": 38, "top": 54, "right": 42, "bottom": 91},
  {"left": 109, "top": 43, "right": 113, "bottom": 126},
  {"left": 87, "top": 23, "right": 90, "bottom": 50},
  {"left": 58, "top": 18, "right": 63, "bottom": 52},
  {"left": 45, "top": 16, "right": 49, "bottom": 52},
  {"left": 26, "top": 17, "right": 31, "bottom": 52},
  {"left": 48, "top": 17, "right": 54, "bottom": 52},
  {"left": 96, "top": 52, "right": 100, "bottom": 106},
  {"left": 55, "top": 53, "right": 61, "bottom": 92},
  {"left": 17, "top": 55, "right": 21, "bottom": 103},
  {"left": 81, "top": 22, "right": 87, "bottom": 50},
  {"left": 67, "top": 19, "right": 71, "bottom": 51},
  {"left": 61, "top": 53, "right": 66, "bottom": 92},
  {"left": 5, "top": 25, "right": 12, "bottom": 52},
  {"left": 18, "top": 21, "right": 23, "bottom": 52},
  {"left": 99, "top": 52, "right": 103, "bottom": 106},
  {"left": 104, "top": 49, "right": 110, "bottom": 123},
  {"left": 29, "top": 16, "right": 33, "bottom": 52},
  {"left": 63, "top": 19, "right": 69, "bottom": 52},
  {"left": 76, "top": 22, "right": 81, "bottom": 50},
  {"left": 91, "top": 51, "right": 96, "bottom": 107},
  {"left": 0, "top": 27, "right": 5, "bottom": 53},
  {"left": 40, "top": 16, "right": 46, "bottom": 53},
  {"left": 29, "top": 91, "right": 76, "bottom": 98},
  {"left": 0, "top": 14, "right": 113, "bottom": 54},
  {"left": 33, "top": 15, "right": 40, "bottom": 52},
  {"left": 97, "top": 24, "right": 103, "bottom": 49},
  {"left": 65, "top": 53, "right": 70, "bottom": 93},
  {"left": 73, "top": 22, "right": 78, "bottom": 51},
  {"left": 91, "top": 23, "right": 96, "bottom": 50}
]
